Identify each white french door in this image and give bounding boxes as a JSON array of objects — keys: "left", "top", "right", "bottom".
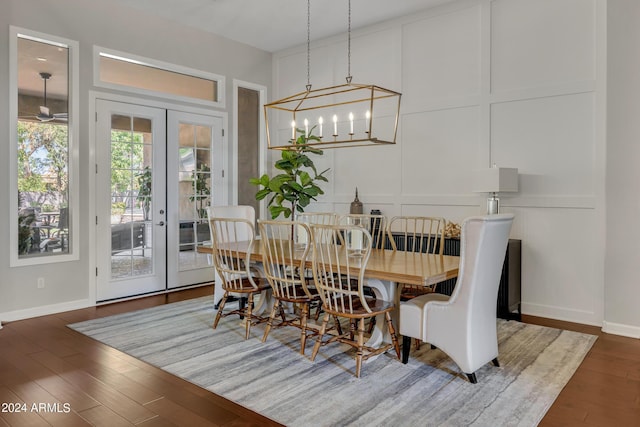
[
  {"left": 167, "top": 110, "right": 223, "bottom": 288},
  {"left": 96, "top": 100, "right": 222, "bottom": 301}
]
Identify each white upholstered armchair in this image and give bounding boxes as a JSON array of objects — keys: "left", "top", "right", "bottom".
[{"left": 399, "top": 214, "right": 514, "bottom": 383}]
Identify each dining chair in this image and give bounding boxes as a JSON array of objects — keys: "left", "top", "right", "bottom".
[
  {"left": 209, "top": 217, "right": 270, "bottom": 339},
  {"left": 310, "top": 223, "right": 401, "bottom": 378},
  {"left": 206, "top": 205, "right": 256, "bottom": 308},
  {"left": 388, "top": 216, "right": 447, "bottom": 299},
  {"left": 295, "top": 212, "right": 338, "bottom": 226},
  {"left": 339, "top": 213, "right": 391, "bottom": 249},
  {"left": 258, "top": 219, "right": 338, "bottom": 355},
  {"left": 399, "top": 214, "right": 514, "bottom": 383},
  {"left": 295, "top": 212, "right": 338, "bottom": 245}
]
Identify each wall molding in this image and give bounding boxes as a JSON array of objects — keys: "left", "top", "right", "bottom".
[
  {"left": 602, "top": 321, "right": 640, "bottom": 339},
  {"left": 521, "top": 302, "right": 602, "bottom": 328},
  {"left": 0, "top": 298, "right": 93, "bottom": 324}
]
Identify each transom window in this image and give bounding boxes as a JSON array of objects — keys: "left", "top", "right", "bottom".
[{"left": 95, "top": 47, "right": 225, "bottom": 108}]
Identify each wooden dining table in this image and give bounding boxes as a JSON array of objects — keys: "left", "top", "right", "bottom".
[{"left": 198, "top": 240, "right": 460, "bottom": 348}]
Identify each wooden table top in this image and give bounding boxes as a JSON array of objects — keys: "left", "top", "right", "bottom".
[{"left": 198, "top": 240, "right": 459, "bottom": 287}]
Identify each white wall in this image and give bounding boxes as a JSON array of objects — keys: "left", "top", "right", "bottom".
[
  {"left": 604, "top": 0, "right": 640, "bottom": 337},
  {"left": 0, "top": 0, "right": 272, "bottom": 320},
  {"left": 272, "top": 0, "right": 609, "bottom": 327}
]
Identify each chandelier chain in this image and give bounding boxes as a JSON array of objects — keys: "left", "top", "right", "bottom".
[
  {"left": 306, "top": 0, "right": 311, "bottom": 91},
  {"left": 347, "top": 0, "right": 352, "bottom": 83}
]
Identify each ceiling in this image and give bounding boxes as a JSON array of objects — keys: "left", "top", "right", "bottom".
[
  {"left": 106, "top": 0, "right": 456, "bottom": 52},
  {"left": 18, "top": 0, "right": 455, "bottom": 101}
]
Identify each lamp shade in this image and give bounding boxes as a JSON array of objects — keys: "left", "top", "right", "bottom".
[{"left": 472, "top": 167, "right": 518, "bottom": 193}]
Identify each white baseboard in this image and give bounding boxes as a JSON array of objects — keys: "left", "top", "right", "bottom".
[
  {"left": 521, "top": 302, "right": 602, "bottom": 328},
  {"left": 602, "top": 321, "right": 640, "bottom": 339},
  {"left": 0, "top": 299, "right": 93, "bottom": 325}
]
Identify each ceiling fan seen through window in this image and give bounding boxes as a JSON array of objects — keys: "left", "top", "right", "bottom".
[{"left": 36, "top": 72, "right": 68, "bottom": 122}]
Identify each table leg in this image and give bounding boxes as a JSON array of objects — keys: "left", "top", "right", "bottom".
[{"left": 364, "top": 278, "right": 399, "bottom": 349}]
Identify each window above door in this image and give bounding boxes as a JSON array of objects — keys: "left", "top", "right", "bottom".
[{"left": 94, "top": 47, "right": 226, "bottom": 109}]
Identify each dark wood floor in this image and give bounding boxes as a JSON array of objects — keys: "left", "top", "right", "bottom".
[{"left": 1, "top": 286, "right": 638, "bottom": 426}]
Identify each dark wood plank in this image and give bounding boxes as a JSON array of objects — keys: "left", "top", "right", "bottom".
[{"left": 28, "top": 350, "right": 157, "bottom": 425}]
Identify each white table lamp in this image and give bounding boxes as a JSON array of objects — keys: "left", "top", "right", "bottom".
[{"left": 472, "top": 166, "right": 518, "bottom": 214}]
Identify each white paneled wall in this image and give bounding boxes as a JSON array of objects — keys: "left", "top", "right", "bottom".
[{"left": 271, "top": 0, "right": 605, "bottom": 326}]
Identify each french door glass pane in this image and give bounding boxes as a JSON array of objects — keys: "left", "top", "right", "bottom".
[
  {"left": 178, "top": 123, "right": 211, "bottom": 271},
  {"left": 110, "top": 114, "right": 153, "bottom": 279}
]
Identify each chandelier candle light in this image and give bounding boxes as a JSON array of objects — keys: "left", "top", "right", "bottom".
[{"left": 265, "top": 0, "right": 402, "bottom": 150}]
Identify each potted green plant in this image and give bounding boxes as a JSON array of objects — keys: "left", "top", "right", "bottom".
[
  {"left": 136, "top": 166, "right": 152, "bottom": 221},
  {"left": 250, "top": 127, "right": 329, "bottom": 219},
  {"left": 190, "top": 164, "right": 211, "bottom": 219}
]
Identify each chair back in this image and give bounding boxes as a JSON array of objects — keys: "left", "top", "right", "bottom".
[
  {"left": 209, "top": 217, "right": 259, "bottom": 291},
  {"left": 446, "top": 214, "right": 514, "bottom": 354},
  {"left": 259, "top": 220, "right": 314, "bottom": 301},
  {"left": 387, "top": 216, "right": 446, "bottom": 254},
  {"left": 311, "top": 224, "right": 374, "bottom": 314},
  {"left": 451, "top": 214, "right": 513, "bottom": 306},
  {"left": 207, "top": 205, "right": 255, "bottom": 226},
  {"left": 296, "top": 212, "right": 338, "bottom": 243},
  {"left": 206, "top": 205, "right": 255, "bottom": 241},
  {"left": 339, "top": 213, "right": 389, "bottom": 249},
  {"left": 296, "top": 212, "right": 338, "bottom": 226}
]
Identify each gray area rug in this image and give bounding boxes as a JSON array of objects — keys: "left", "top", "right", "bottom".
[{"left": 68, "top": 296, "right": 596, "bottom": 427}]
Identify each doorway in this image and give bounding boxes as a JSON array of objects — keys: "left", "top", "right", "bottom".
[{"left": 95, "top": 99, "right": 223, "bottom": 301}]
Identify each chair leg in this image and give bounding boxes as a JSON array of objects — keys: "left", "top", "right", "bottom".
[
  {"left": 311, "top": 313, "right": 330, "bottom": 362},
  {"left": 355, "top": 318, "right": 365, "bottom": 378},
  {"left": 262, "top": 300, "right": 280, "bottom": 343},
  {"left": 279, "top": 303, "right": 287, "bottom": 323},
  {"left": 401, "top": 335, "right": 411, "bottom": 364},
  {"left": 466, "top": 373, "right": 478, "bottom": 384},
  {"left": 384, "top": 312, "right": 401, "bottom": 359},
  {"left": 239, "top": 297, "right": 247, "bottom": 319},
  {"left": 333, "top": 315, "right": 343, "bottom": 335},
  {"left": 492, "top": 357, "right": 500, "bottom": 367},
  {"left": 300, "top": 303, "right": 309, "bottom": 354},
  {"left": 244, "top": 293, "right": 254, "bottom": 340},
  {"left": 213, "top": 292, "right": 228, "bottom": 329},
  {"left": 349, "top": 319, "right": 356, "bottom": 341},
  {"left": 367, "top": 315, "right": 376, "bottom": 334}
]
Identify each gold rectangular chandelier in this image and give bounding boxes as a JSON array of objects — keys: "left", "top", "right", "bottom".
[
  {"left": 265, "top": 0, "right": 401, "bottom": 150},
  {"left": 265, "top": 81, "right": 401, "bottom": 150}
]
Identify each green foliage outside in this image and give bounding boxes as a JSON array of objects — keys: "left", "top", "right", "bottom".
[
  {"left": 17, "top": 121, "right": 69, "bottom": 254},
  {"left": 17, "top": 121, "right": 68, "bottom": 195},
  {"left": 110, "top": 131, "right": 145, "bottom": 196},
  {"left": 189, "top": 164, "right": 211, "bottom": 218}
]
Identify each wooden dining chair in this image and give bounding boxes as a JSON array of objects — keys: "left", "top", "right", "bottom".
[
  {"left": 259, "top": 219, "right": 340, "bottom": 355},
  {"left": 295, "top": 212, "right": 338, "bottom": 226},
  {"left": 339, "top": 213, "right": 391, "bottom": 249},
  {"left": 294, "top": 212, "right": 339, "bottom": 282},
  {"left": 388, "top": 216, "right": 447, "bottom": 299},
  {"left": 309, "top": 223, "right": 400, "bottom": 378},
  {"left": 206, "top": 205, "right": 256, "bottom": 309},
  {"left": 209, "top": 217, "right": 270, "bottom": 339}
]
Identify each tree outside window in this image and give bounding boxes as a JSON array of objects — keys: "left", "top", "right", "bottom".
[{"left": 17, "top": 121, "right": 69, "bottom": 255}]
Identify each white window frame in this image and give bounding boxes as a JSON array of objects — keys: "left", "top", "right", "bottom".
[
  {"left": 10, "top": 26, "right": 80, "bottom": 266},
  {"left": 93, "top": 46, "right": 226, "bottom": 109}
]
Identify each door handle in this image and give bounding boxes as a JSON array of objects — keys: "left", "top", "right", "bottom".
[{"left": 156, "top": 221, "right": 165, "bottom": 226}]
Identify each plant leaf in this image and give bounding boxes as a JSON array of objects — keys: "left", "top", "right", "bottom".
[{"left": 255, "top": 188, "right": 271, "bottom": 200}]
